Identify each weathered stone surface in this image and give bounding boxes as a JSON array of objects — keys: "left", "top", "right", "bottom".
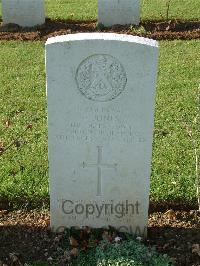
[
  {"left": 2, "top": 0, "right": 45, "bottom": 27},
  {"left": 98, "top": 0, "right": 141, "bottom": 26},
  {"left": 46, "top": 33, "right": 158, "bottom": 236}
]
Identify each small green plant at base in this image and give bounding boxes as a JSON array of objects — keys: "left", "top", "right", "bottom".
[
  {"left": 26, "top": 228, "right": 172, "bottom": 266},
  {"left": 129, "top": 25, "right": 147, "bottom": 35},
  {"left": 73, "top": 239, "right": 171, "bottom": 266},
  {"left": 97, "top": 240, "right": 171, "bottom": 266},
  {"left": 95, "top": 23, "right": 107, "bottom": 31}
]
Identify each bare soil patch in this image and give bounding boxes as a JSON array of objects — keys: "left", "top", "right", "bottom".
[
  {"left": 0, "top": 18, "right": 200, "bottom": 41},
  {"left": 0, "top": 210, "right": 199, "bottom": 265}
]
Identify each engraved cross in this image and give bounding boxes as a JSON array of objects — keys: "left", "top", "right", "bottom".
[{"left": 82, "top": 146, "right": 117, "bottom": 196}]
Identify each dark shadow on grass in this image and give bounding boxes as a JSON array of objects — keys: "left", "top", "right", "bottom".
[
  {"left": 0, "top": 197, "right": 50, "bottom": 211},
  {"left": 149, "top": 200, "right": 198, "bottom": 213},
  {"left": 0, "top": 197, "right": 198, "bottom": 213},
  {"left": 148, "top": 226, "right": 200, "bottom": 266},
  {"left": 0, "top": 223, "right": 199, "bottom": 265},
  {"left": 0, "top": 224, "right": 56, "bottom": 262}
]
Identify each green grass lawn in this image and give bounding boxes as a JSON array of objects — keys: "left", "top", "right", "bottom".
[
  {"left": 0, "top": 0, "right": 199, "bottom": 21},
  {"left": 0, "top": 42, "right": 48, "bottom": 207},
  {"left": 0, "top": 40, "right": 199, "bottom": 208}
]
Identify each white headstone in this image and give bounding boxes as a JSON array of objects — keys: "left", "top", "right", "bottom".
[
  {"left": 2, "top": 0, "right": 45, "bottom": 27},
  {"left": 46, "top": 33, "right": 158, "bottom": 236},
  {"left": 98, "top": 0, "right": 141, "bottom": 27}
]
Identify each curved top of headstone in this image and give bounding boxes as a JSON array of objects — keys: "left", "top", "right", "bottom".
[{"left": 46, "top": 33, "right": 158, "bottom": 48}]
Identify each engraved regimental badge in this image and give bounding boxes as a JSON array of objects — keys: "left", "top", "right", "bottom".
[{"left": 76, "top": 54, "right": 127, "bottom": 102}]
